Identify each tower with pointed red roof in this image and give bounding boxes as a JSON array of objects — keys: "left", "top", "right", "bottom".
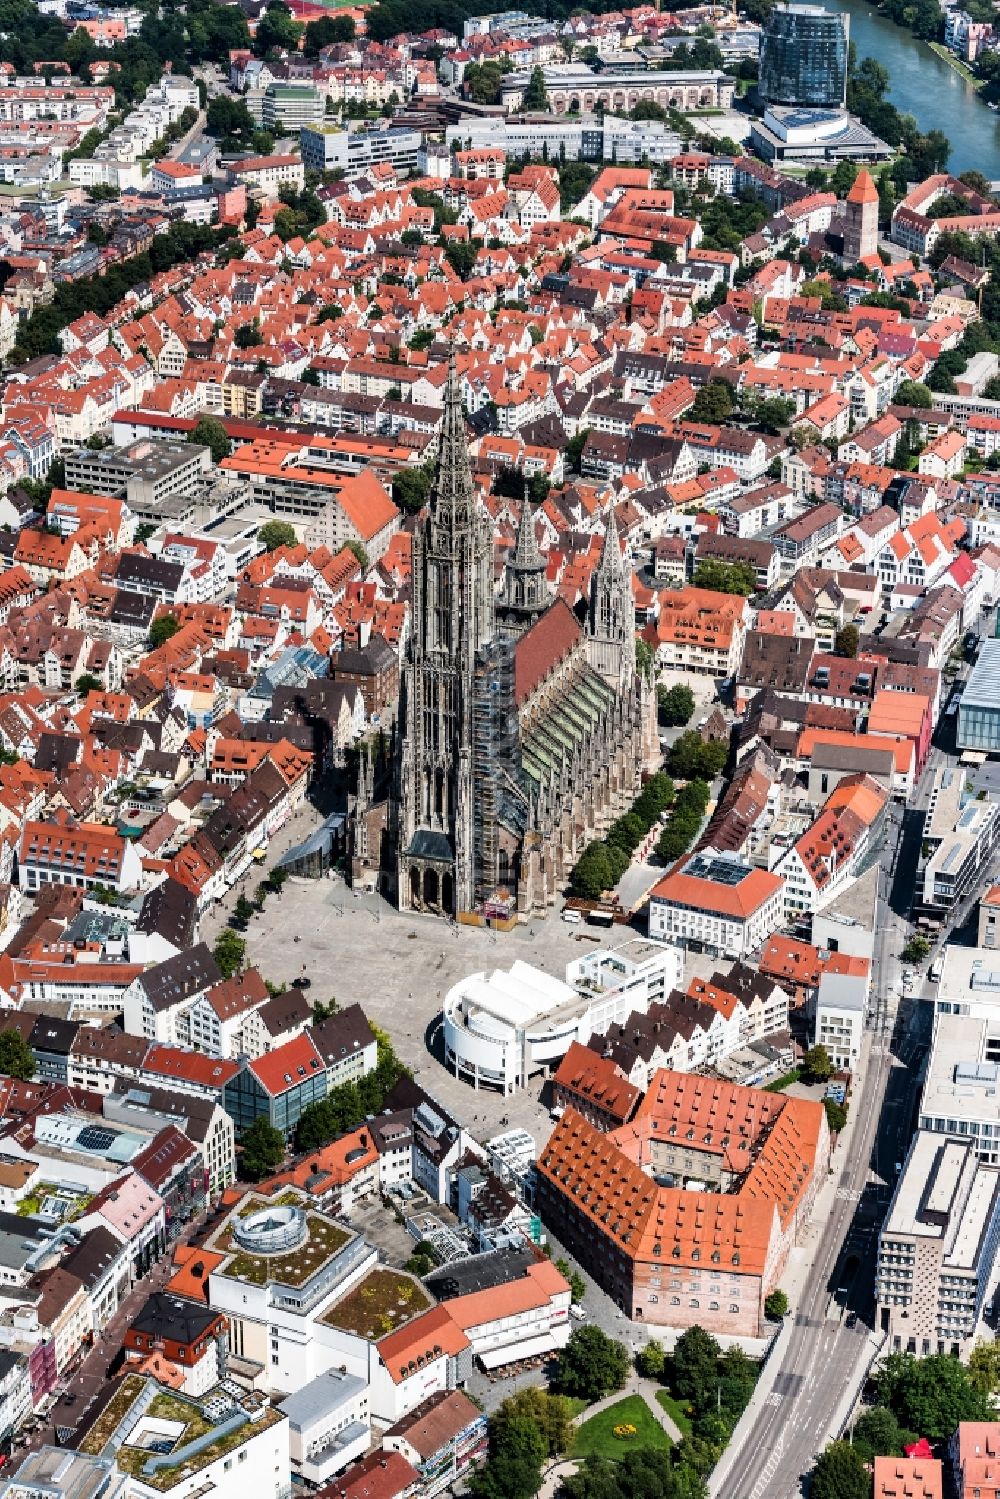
[{"left": 843, "top": 169, "right": 879, "bottom": 263}]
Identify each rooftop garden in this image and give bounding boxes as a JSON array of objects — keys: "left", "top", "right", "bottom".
[
  {"left": 109, "top": 1391, "right": 284, "bottom": 1493},
  {"left": 322, "top": 1268, "right": 431, "bottom": 1339},
  {"left": 223, "top": 1210, "right": 350, "bottom": 1287},
  {"left": 78, "top": 1374, "right": 148, "bottom": 1456},
  {"left": 17, "top": 1184, "right": 92, "bottom": 1219}
]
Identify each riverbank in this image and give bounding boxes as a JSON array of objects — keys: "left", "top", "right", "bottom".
[
  {"left": 818, "top": 0, "right": 1000, "bottom": 177},
  {"left": 927, "top": 40, "right": 980, "bottom": 85}
]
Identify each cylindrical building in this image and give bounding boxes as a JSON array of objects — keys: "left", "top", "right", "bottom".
[{"left": 759, "top": 4, "right": 849, "bottom": 108}]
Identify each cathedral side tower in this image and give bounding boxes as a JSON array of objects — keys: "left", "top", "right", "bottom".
[{"left": 587, "top": 502, "right": 634, "bottom": 691}]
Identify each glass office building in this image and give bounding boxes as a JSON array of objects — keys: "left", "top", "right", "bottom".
[
  {"left": 759, "top": 4, "right": 849, "bottom": 108},
  {"left": 958, "top": 641, "right": 1000, "bottom": 754}
]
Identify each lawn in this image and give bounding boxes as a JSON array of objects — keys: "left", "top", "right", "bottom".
[
  {"left": 655, "top": 1391, "right": 693, "bottom": 1438},
  {"left": 573, "top": 1396, "right": 672, "bottom": 1460}
]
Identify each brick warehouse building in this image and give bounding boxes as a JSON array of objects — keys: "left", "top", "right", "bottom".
[{"left": 536, "top": 1070, "right": 829, "bottom": 1336}]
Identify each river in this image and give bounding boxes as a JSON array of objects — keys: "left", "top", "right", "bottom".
[{"left": 815, "top": 0, "right": 1000, "bottom": 177}]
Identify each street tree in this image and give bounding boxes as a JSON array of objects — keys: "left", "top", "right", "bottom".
[
  {"left": 802, "top": 1045, "right": 833, "bottom": 1083},
  {"left": 213, "top": 927, "right": 246, "bottom": 979},
  {"left": 764, "top": 1289, "right": 789, "bottom": 1319},
  {"left": 240, "top": 1116, "right": 285, "bottom": 1180},
  {"left": 657, "top": 683, "right": 696, "bottom": 727},
  {"left": 554, "top": 1325, "right": 630, "bottom": 1401},
  {"left": 810, "top": 1442, "right": 869, "bottom": 1499}
]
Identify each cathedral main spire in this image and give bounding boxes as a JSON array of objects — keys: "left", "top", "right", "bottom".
[{"left": 430, "top": 345, "right": 477, "bottom": 534}]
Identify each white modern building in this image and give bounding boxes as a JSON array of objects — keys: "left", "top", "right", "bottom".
[
  {"left": 814, "top": 969, "right": 868, "bottom": 1071},
  {"left": 442, "top": 944, "right": 683, "bottom": 1094},
  {"left": 919, "top": 1012, "right": 1000, "bottom": 1164},
  {"left": 876, "top": 1132, "right": 1000, "bottom": 1357},
  {"left": 278, "top": 1369, "right": 370, "bottom": 1487}
]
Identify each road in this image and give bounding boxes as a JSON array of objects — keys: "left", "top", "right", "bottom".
[{"left": 713, "top": 777, "right": 930, "bottom": 1498}]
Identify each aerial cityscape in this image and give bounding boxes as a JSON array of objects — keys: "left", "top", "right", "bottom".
[{"left": 0, "top": 0, "right": 997, "bottom": 1493}]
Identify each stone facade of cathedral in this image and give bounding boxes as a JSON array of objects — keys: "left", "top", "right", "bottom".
[{"left": 351, "top": 353, "right": 658, "bottom": 922}]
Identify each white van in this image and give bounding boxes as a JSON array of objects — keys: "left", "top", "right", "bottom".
[
  {"left": 929, "top": 958, "right": 943, "bottom": 983},
  {"left": 562, "top": 908, "right": 582, "bottom": 924}
]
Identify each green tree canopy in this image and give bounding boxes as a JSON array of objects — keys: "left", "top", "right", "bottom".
[
  {"left": 189, "top": 416, "right": 231, "bottom": 464},
  {"left": 522, "top": 65, "right": 548, "bottom": 110},
  {"left": 554, "top": 1325, "right": 630, "bottom": 1402},
  {"left": 213, "top": 927, "right": 246, "bottom": 980},
  {"left": 850, "top": 1406, "right": 907, "bottom": 1466},
  {"left": 638, "top": 1339, "right": 667, "bottom": 1379},
  {"left": 690, "top": 380, "right": 734, "bottom": 424},
  {"left": 149, "top": 613, "right": 181, "bottom": 650},
  {"left": 392, "top": 466, "right": 433, "bottom": 513},
  {"left": 657, "top": 684, "right": 696, "bottom": 727},
  {"left": 802, "top": 1044, "right": 833, "bottom": 1082},
  {"left": 672, "top": 1326, "right": 722, "bottom": 1415},
  {"left": 303, "top": 13, "right": 354, "bottom": 51},
  {"left": 75, "top": 674, "right": 102, "bottom": 696},
  {"left": 896, "top": 379, "right": 934, "bottom": 408},
  {"left": 470, "top": 1414, "right": 546, "bottom": 1499},
  {"left": 872, "top": 1352, "right": 993, "bottom": 1438},
  {"left": 764, "top": 1289, "right": 789, "bottom": 1319},
  {"left": 835, "top": 623, "right": 860, "bottom": 658},
  {"left": 667, "top": 732, "right": 727, "bottom": 781},
  {"left": 493, "top": 1387, "right": 574, "bottom": 1456},
  {"left": 693, "top": 559, "right": 757, "bottom": 596},
  {"left": 0, "top": 1030, "right": 35, "bottom": 1081},
  {"left": 240, "top": 1115, "right": 285, "bottom": 1180},
  {"left": 810, "top": 1442, "right": 870, "bottom": 1499},
  {"left": 258, "top": 520, "right": 298, "bottom": 552}
]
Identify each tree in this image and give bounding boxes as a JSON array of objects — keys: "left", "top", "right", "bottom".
[
  {"left": 75, "top": 674, "right": 102, "bottom": 695},
  {"left": 240, "top": 1115, "right": 285, "bottom": 1180},
  {"left": 901, "top": 935, "right": 931, "bottom": 965},
  {"left": 258, "top": 520, "right": 298, "bottom": 552},
  {"left": 255, "top": 0, "right": 302, "bottom": 55},
  {"left": 234, "top": 319, "right": 261, "bottom": 349},
  {"left": 189, "top": 416, "right": 231, "bottom": 464},
  {"left": 764, "top": 1289, "right": 789, "bottom": 1319},
  {"left": 554, "top": 1325, "right": 630, "bottom": 1402},
  {"left": 522, "top": 65, "right": 548, "bottom": 110},
  {"left": 0, "top": 1030, "right": 35, "bottom": 1081},
  {"left": 969, "top": 1339, "right": 1000, "bottom": 1396},
  {"left": 693, "top": 559, "right": 757, "bottom": 596},
  {"left": 233, "top": 893, "right": 255, "bottom": 928},
  {"left": 470, "top": 1414, "right": 546, "bottom": 1499},
  {"left": 637, "top": 1339, "right": 667, "bottom": 1379},
  {"left": 672, "top": 1326, "right": 722, "bottom": 1415},
  {"left": 444, "top": 239, "right": 480, "bottom": 280},
  {"left": 493, "top": 1388, "right": 573, "bottom": 1457},
  {"left": 668, "top": 732, "right": 728, "bottom": 781},
  {"left": 635, "top": 637, "right": 655, "bottom": 679},
  {"left": 810, "top": 1442, "right": 869, "bottom": 1499},
  {"left": 345, "top": 538, "right": 369, "bottom": 572},
  {"left": 896, "top": 379, "right": 934, "bottom": 408},
  {"left": 149, "top": 613, "right": 181, "bottom": 649},
  {"left": 392, "top": 466, "right": 433, "bottom": 514},
  {"left": 851, "top": 1406, "right": 907, "bottom": 1466},
  {"left": 873, "top": 1352, "right": 993, "bottom": 1438},
  {"left": 690, "top": 380, "right": 733, "bottom": 423},
  {"left": 214, "top": 927, "right": 246, "bottom": 980},
  {"left": 824, "top": 1099, "right": 848, "bottom": 1134},
  {"left": 570, "top": 841, "right": 615, "bottom": 900},
  {"left": 303, "top": 13, "right": 354, "bottom": 51},
  {"left": 657, "top": 683, "right": 696, "bottom": 727},
  {"left": 802, "top": 1044, "right": 833, "bottom": 1083},
  {"left": 834, "top": 623, "right": 860, "bottom": 658}
]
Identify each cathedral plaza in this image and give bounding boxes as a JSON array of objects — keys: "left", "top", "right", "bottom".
[{"left": 233, "top": 871, "right": 713, "bottom": 1138}]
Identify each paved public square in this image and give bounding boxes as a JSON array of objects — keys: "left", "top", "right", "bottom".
[{"left": 236, "top": 875, "right": 680, "bottom": 1145}]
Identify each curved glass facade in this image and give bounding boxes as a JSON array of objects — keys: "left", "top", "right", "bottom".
[{"left": 759, "top": 5, "right": 849, "bottom": 108}]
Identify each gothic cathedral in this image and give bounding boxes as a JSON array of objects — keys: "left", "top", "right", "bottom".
[{"left": 354, "top": 352, "right": 658, "bottom": 922}]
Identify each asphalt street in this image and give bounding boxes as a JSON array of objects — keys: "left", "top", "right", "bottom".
[{"left": 714, "top": 764, "right": 932, "bottom": 1499}]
